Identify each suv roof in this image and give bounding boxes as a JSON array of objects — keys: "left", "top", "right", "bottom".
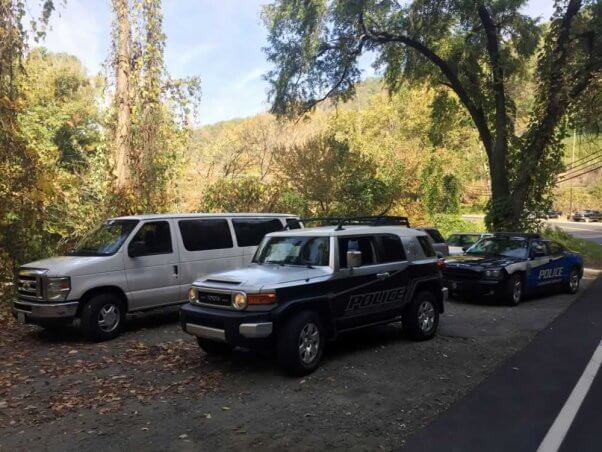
[
  {"left": 110, "top": 213, "right": 298, "bottom": 221},
  {"left": 268, "top": 225, "right": 428, "bottom": 238}
]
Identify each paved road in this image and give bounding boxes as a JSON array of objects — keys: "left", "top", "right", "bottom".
[
  {"left": 462, "top": 215, "right": 602, "bottom": 245},
  {"left": 403, "top": 275, "right": 602, "bottom": 452}
]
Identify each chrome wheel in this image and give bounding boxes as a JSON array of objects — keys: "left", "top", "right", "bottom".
[
  {"left": 569, "top": 270, "right": 579, "bottom": 292},
  {"left": 298, "top": 322, "right": 320, "bottom": 365},
  {"left": 417, "top": 301, "right": 435, "bottom": 333},
  {"left": 513, "top": 279, "right": 522, "bottom": 304},
  {"left": 98, "top": 304, "right": 120, "bottom": 332}
]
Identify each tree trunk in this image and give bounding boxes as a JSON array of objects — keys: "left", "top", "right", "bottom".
[{"left": 113, "top": 0, "right": 132, "bottom": 191}]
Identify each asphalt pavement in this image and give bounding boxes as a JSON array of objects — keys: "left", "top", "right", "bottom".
[{"left": 403, "top": 275, "right": 602, "bottom": 452}]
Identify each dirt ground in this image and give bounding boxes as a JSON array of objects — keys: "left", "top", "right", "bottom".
[{"left": 0, "top": 271, "right": 598, "bottom": 451}]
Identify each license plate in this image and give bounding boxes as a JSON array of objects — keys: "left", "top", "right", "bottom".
[{"left": 17, "top": 312, "right": 26, "bottom": 324}]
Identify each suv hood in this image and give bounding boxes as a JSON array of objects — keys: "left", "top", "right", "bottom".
[
  {"left": 197, "top": 264, "right": 332, "bottom": 288},
  {"left": 22, "top": 255, "right": 122, "bottom": 277},
  {"left": 444, "top": 254, "right": 522, "bottom": 270}
]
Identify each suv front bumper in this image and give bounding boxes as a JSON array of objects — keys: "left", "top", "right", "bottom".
[
  {"left": 12, "top": 299, "right": 79, "bottom": 321},
  {"left": 180, "top": 303, "right": 274, "bottom": 348}
]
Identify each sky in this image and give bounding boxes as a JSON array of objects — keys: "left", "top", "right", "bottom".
[{"left": 37, "top": 0, "right": 556, "bottom": 126}]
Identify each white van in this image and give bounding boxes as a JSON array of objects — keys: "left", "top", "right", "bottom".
[{"left": 13, "top": 213, "right": 301, "bottom": 340}]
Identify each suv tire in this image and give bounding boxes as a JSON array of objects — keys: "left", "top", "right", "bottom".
[
  {"left": 503, "top": 274, "right": 523, "bottom": 306},
  {"left": 277, "top": 311, "right": 325, "bottom": 376},
  {"left": 403, "top": 291, "right": 439, "bottom": 341},
  {"left": 565, "top": 267, "right": 580, "bottom": 294},
  {"left": 197, "top": 338, "right": 234, "bottom": 355},
  {"left": 80, "top": 293, "right": 125, "bottom": 341}
]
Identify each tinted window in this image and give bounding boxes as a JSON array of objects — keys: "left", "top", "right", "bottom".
[
  {"left": 286, "top": 218, "right": 302, "bottom": 229},
  {"left": 530, "top": 240, "right": 548, "bottom": 257},
  {"left": 447, "top": 234, "right": 480, "bottom": 247},
  {"left": 338, "top": 236, "right": 377, "bottom": 267},
  {"left": 378, "top": 234, "right": 406, "bottom": 263},
  {"left": 130, "top": 221, "right": 172, "bottom": 255},
  {"left": 424, "top": 228, "right": 445, "bottom": 243},
  {"left": 467, "top": 237, "right": 529, "bottom": 258},
  {"left": 233, "top": 218, "right": 284, "bottom": 247},
  {"left": 178, "top": 219, "right": 233, "bottom": 251},
  {"left": 548, "top": 242, "right": 564, "bottom": 255},
  {"left": 417, "top": 236, "right": 436, "bottom": 257}
]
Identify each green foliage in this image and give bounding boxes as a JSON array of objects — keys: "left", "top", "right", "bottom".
[
  {"left": 420, "top": 151, "right": 461, "bottom": 216},
  {"left": 545, "top": 227, "right": 602, "bottom": 269},
  {"left": 430, "top": 214, "right": 486, "bottom": 239}
]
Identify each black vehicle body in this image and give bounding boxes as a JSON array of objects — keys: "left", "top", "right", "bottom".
[{"left": 572, "top": 210, "right": 602, "bottom": 222}]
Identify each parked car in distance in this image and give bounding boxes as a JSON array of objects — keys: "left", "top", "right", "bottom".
[
  {"left": 441, "top": 233, "right": 583, "bottom": 306},
  {"left": 181, "top": 217, "right": 447, "bottom": 376},
  {"left": 572, "top": 210, "right": 602, "bottom": 222},
  {"left": 416, "top": 227, "right": 449, "bottom": 257},
  {"left": 13, "top": 213, "right": 301, "bottom": 340},
  {"left": 447, "top": 233, "right": 493, "bottom": 256},
  {"left": 544, "top": 210, "right": 562, "bottom": 219}
]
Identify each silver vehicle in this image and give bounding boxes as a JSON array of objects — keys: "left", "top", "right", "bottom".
[
  {"left": 181, "top": 217, "right": 447, "bottom": 375},
  {"left": 416, "top": 227, "right": 449, "bottom": 257},
  {"left": 447, "top": 233, "right": 493, "bottom": 256},
  {"left": 13, "top": 213, "right": 300, "bottom": 340}
]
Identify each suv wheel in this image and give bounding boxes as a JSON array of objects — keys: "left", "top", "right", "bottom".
[
  {"left": 566, "top": 267, "right": 580, "bottom": 294},
  {"left": 277, "top": 311, "right": 324, "bottom": 376},
  {"left": 196, "top": 338, "right": 234, "bottom": 355},
  {"left": 503, "top": 274, "right": 523, "bottom": 306},
  {"left": 403, "top": 291, "right": 439, "bottom": 341},
  {"left": 80, "top": 293, "right": 125, "bottom": 341}
]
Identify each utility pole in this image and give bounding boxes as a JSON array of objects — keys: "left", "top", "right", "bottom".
[{"left": 568, "top": 128, "right": 576, "bottom": 219}]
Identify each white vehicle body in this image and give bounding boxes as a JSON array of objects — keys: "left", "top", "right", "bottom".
[{"left": 13, "top": 213, "right": 300, "bottom": 328}]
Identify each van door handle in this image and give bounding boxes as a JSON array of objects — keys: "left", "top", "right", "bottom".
[
  {"left": 173, "top": 265, "right": 179, "bottom": 276},
  {"left": 377, "top": 272, "right": 390, "bottom": 280}
]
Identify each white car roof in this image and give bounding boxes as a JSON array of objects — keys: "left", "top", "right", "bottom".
[
  {"left": 110, "top": 213, "right": 298, "bottom": 221},
  {"left": 267, "top": 225, "right": 428, "bottom": 238}
]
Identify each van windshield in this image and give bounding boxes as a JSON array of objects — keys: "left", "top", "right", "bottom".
[
  {"left": 253, "top": 236, "right": 330, "bottom": 267},
  {"left": 70, "top": 220, "right": 139, "bottom": 256}
]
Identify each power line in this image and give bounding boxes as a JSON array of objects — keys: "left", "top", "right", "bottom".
[
  {"left": 558, "top": 163, "right": 602, "bottom": 183},
  {"left": 560, "top": 159, "right": 602, "bottom": 180},
  {"left": 562, "top": 151, "right": 602, "bottom": 174},
  {"left": 564, "top": 149, "right": 602, "bottom": 170}
]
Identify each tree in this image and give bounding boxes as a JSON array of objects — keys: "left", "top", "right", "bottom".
[{"left": 263, "top": 0, "right": 602, "bottom": 230}]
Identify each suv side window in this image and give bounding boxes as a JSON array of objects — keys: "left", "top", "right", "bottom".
[
  {"left": 286, "top": 218, "right": 302, "bottom": 230},
  {"left": 178, "top": 219, "right": 233, "bottom": 251},
  {"left": 417, "top": 236, "right": 436, "bottom": 258},
  {"left": 232, "top": 218, "right": 284, "bottom": 247},
  {"left": 130, "top": 221, "right": 172, "bottom": 255},
  {"left": 338, "top": 236, "right": 377, "bottom": 267},
  {"left": 377, "top": 234, "right": 406, "bottom": 263},
  {"left": 425, "top": 228, "right": 445, "bottom": 243}
]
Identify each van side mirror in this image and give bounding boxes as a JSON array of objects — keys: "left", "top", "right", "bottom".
[
  {"left": 128, "top": 241, "right": 146, "bottom": 258},
  {"left": 347, "top": 250, "right": 362, "bottom": 269}
]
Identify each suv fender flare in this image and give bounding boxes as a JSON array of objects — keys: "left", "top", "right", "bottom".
[
  {"left": 272, "top": 295, "right": 336, "bottom": 339},
  {"left": 407, "top": 277, "right": 445, "bottom": 313}
]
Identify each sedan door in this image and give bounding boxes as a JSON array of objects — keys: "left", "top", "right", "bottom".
[{"left": 123, "top": 220, "right": 180, "bottom": 310}]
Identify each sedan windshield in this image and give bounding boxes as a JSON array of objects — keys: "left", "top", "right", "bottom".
[
  {"left": 466, "top": 237, "right": 529, "bottom": 259},
  {"left": 253, "top": 236, "right": 330, "bottom": 266},
  {"left": 70, "top": 220, "right": 139, "bottom": 256}
]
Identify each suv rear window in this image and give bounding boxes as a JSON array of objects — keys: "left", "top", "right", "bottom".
[
  {"left": 417, "top": 236, "right": 436, "bottom": 257},
  {"left": 178, "top": 219, "right": 233, "bottom": 251},
  {"left": 232, "top": 218, "right": 284, "bottom": 247}
]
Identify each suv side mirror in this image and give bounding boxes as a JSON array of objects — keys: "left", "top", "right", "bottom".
[
  {"left": 347, "top": 250, "right": 362, "bottom": 269},
  {"left": 128, "top": 241, "right": 146, "bottom": 258}
]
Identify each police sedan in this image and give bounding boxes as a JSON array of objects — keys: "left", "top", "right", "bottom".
[{"left": 441, "top": 233, "right": 583, "bottom": 305}]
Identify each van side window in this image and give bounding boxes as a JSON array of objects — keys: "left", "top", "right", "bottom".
[
  {"left": 178, "top": 219, "right": 233, "bottom": 251},
  {"left": 377, "top": 234, "right": 406, "bottom": 263},
  {"left": 232, "top": 218, "right": 284, "bottom": 247},
  {"left": 417, "top": 236, "right": 436, "bottom": 258},
  {"left": 286, "top": 218, "right": 302, "bottom": 229},
  {"left": 338, "top": 236, "right": 377, "bottom": 267},
  {"left": 130, "top": 221, "right": 172, "bottom": 255}
]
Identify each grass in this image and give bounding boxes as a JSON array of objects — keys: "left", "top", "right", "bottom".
[{"left": 544, "top": 227, "right": 602, "bottom": 270}]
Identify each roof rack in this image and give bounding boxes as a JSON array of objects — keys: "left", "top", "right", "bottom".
[
  {"left": 300, "top": 216, "right": 410, "bottom": 230},
  {"left": 492, "top": 232, "right": 541, "bottom": 239}
]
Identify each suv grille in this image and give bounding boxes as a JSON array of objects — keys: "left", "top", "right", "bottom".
[{"left": 196, "top": 291, "right": 232, "bottom": 308}]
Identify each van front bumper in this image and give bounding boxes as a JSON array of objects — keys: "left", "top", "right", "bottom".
[
  {"left": 180, "top": 303, "right": 274, "bottom": 348},
  {"left": 12, "top": 299, "right": 79, "bottom": 321}
]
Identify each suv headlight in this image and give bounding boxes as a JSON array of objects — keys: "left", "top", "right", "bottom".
[
  {"left": 45, "top": 277, "right": 71, "bottom": 301},
  {"left": 483, "top": 269, "right": 502, "bottom": 280},
  {"left": 232, "top": 292, "right": 247, "bottom": 310}
]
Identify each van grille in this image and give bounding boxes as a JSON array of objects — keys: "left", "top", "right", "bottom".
[{"left": 17, "top": 269, "right": 45, "bottom": 300}]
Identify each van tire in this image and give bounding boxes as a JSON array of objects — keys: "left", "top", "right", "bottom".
[
  {"left": 403, "top": 291, "right": 439, "bottom": 341},
  {"left": 277, "top": 310, "right": 325, "bottom": 376},
  {"left": 80, "top": 293, "right": 125, "bottom": 341},
  {"left": 196, "top": 338, "right": 234, "bottom": 355}
]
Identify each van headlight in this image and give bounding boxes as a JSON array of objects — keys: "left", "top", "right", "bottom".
[
  {"left": 232, "top": 292, "right": 247, "bottom": 310},
  {"left": 188, "top": 287, "right": 198, "bottom": 303},
  {"left": 45, "top": 277, "right": 71, "bottom": 301}
]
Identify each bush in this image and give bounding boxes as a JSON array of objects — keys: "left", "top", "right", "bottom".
[
  {"left": 544, "top": 227, "right": 602, "bottom": 269},
  {"left": 430, "top": 214, "right": 486, "bottom": 239}
]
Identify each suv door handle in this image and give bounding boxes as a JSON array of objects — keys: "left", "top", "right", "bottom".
[{"left": 376, "top": 272, "right": 390, "bottom": 280}]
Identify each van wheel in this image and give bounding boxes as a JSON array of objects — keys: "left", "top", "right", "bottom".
[
  {"left": 503, "top": 274, "right": 523, "bottom": 306},
  {"left": 277, "top": 311, "right": 324, "bottom": 376},
  {"left": 565, "top": 267, "right": 580, "bottom": 294},
  {"left": 403, "top": 291, "right": 439, "bottom": 341},
  {"left": 80, "top": 293, "right": 125, "bottom": 341},
  {"left": 196, "top": 338, "right": 234, "bottom": 355}
]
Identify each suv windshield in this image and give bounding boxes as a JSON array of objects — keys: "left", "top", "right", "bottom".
[
  {"left": 70, "top": 220, "right": 139, "bottom": 256},
  {"left": 253, "top": 236, "right": 330, "bottom": 266},
  {"left": 466, "top": 237, "right": 529, "bottom": 259}
]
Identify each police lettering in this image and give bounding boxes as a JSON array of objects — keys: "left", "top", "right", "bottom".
[
  {"left": 538, "top": 267, "right": 563, "bottom": 280},
  {"left": 346, "top": 287, "right": 406, "bottom": 312}
]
